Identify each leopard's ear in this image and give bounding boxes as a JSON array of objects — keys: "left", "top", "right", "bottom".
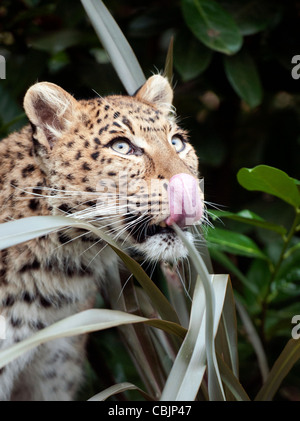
[
  {"left": 24, "top": 82, "right": 78, "bottom": 149},
  {"left": 135, "top": 75, "right": 173, "bottom": 114}
]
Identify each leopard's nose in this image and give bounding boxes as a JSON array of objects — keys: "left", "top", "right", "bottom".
[{"left": 165, "top": 173, "right": 203, "bottom": 227}]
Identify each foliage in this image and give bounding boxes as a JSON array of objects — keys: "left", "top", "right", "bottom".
[{"left": 0, "top": 0, "right": 300, "bottom": 401}]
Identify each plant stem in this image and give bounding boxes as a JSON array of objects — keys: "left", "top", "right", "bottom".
[{"left": 260, "top": 208, "right": 300, "bottom": 342}]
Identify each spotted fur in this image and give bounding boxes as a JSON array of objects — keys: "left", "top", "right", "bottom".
[{"left": 0, "top": 75, "right": 203, "bottom": 400}]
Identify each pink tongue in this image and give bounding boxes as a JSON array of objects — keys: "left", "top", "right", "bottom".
[{"left": 166, "top": 173, "right": 203, "bottom": 227}]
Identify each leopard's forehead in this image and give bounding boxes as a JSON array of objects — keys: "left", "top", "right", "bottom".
[{"left": 77, "top": 94, "right": 177, "bottom": 141}]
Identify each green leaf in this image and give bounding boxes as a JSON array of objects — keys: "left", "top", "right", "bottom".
[
  {"left": 0, "top": 308, "right": 185, "bottom": 370},
  {"left": 217, "top": 356, "right": 250, "bottom": 401},
  {"left": 88, "top": 382, "right": 152, "bottom": 401},
  {"left": 163, "top": 36, "right": 174, "bottom": 83},
  {"left": 237, "top": 165, "right": 300, "bottom": 209},
  {"left": 174, "top": 30, "right": 212, "bottom": 81},
  {"left": 29, "top": 29, "right": 86, "bottom": 54},
  {"left": 255, "top": 339, "right": 300, "bottom": 401},
  {"left": 80, "top": 0, "right": 146, "bottom": 95},
  {"left": 161, "top": 274, "right": 228, "bottom": 401},
  {"left": 181, "top": 0, "right": 243, "bottom": 55},
  {"left": 224, "top": 49, "right": 262, "bottom": 108},
  {"left": 206, "top": 226, "right": 268, "bottom": 260},
  {"left": 218, "top": 0, "right": 282, "bottom": 36},
  {"left": 210, "top": 209, "right": 287, "bottom": 236}
]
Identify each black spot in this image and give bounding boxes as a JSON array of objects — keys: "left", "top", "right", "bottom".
[
  {"left": 22, "top": 164, "right": 35, "bottom": 178},
  {"left": 19, "top": 259, "right": 40, "bottom": 273},
  {"left": 58, "top": 233, "right": 72, "bottom": 244},
  {"left": 75, "top": 151, "right": 82, "bottom": 160},
  {"left": 32, "top": 185, "right": 43, "bottom": 195},
  {"left": 107, "top": 171, "right": 116, "bottom": 176},
  {"left": 0, "top": 268, "right": 7, "bottom": 285},
  {"left": 39, "top": 295, "right": 52, "bottom": 308},
  {"left": 11, "top": 317, "right": 23, "bottom": 328},
  {"left": 99, "top": 124, "right": 109, "bottom": 135},
  {"left": 3, "top": 295, "right": 14, "bottom": 307},
  {"left": 122, "top": 117, "right": 135, "bottom": 135},
  {"left": 91, "top": 151, "right": 100, "bottom": 160},
  {"left": 85, "top": 140, "right": 90, "bottom": 148},
  {"left": 82, "top": 162, "right": 91, "bottom": 171},
  {"left": 94, "top": 137, "right": 101, "bottom": 145},
  {"left": 29, "top": 320, "right": 46, "bottom": 330},
  {"left": 86, "top": 200, "right": 96, "bottom": 207},
  {"left": 67, "top": 141, "right": 74, "bottom": 148},
  {"left": 157, "top": 174, "right": 165, "bottom": 180},
  {"left": 104, "top": 105, "right": 110, "bottom": 111},
  {"left": 113, "top": 111, "right": 120, "bottom": 119},
  {"left": 58, "top": 204, "right": 72, "bottom": 214},
  {"left": 28, "top": 198, "right": 40, "bottom": 211},
  {"left": 23, "top": 291, "right": 35, "bottom": 304}
]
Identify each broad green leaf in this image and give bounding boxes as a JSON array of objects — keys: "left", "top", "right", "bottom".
[
  {"left": 174, "top": 30, "right": 212, "bottom": 81},
  {"left": 210, "top": 209, "right": 287, "bottom": 236},
  {"left": 237, "top": 165, "right": 300, "bottom": 209},
  {"left": 29, "top": 29, "right": 87, "bottom": 54},
  {"left": 219, "top": 0, "right": 281, "bottom": 36},
  {"left": 206, "top": 226, "right": 268, "bottom": 260},
  {"left": 224, "top": 49, "right": 262, "bottom": 108},
  {"left": 80, "top": 0, "right": 146, "bottom": 95},
  {"left": 255, "top": 339, "right": 300, "bottom": 401},
  {"left": 181, "top": 0, "right": 243, "bottom": 55}
]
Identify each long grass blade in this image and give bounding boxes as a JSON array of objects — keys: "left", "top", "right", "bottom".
[
  {"left": 0, "top": 308, "right": 185, "bottom": 370},
  {"left": 171, "top": 224, "right": 226, "bottom": 401},
  {"left": 255, "top": 339, "right": 300, "bottom": 401},
  {"left": 88, "top": 382, "right": 153, "bottom": 401},
  {"left": 160, "top": 274, "right": 228, "bottom": 400},
  {"left": 80, "top": 0, "right": 146, "bottom": 94}
]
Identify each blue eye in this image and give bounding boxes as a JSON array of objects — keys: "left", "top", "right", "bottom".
[
  {"left": 170, "top": 136, "right": 185, "bottom": 152},
  {"left": 111, "top": 139, "right": 132, "bottom": 154}
]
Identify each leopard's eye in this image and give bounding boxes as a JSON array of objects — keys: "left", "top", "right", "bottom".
[
  {"left": 111, "top": 139, "right": 132, "bottom": 155},
  {"left": 170, "top": 136, "right": 185, "bottom": 153}
]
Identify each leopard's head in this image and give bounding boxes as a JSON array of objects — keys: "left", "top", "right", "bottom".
[{"left": 24, "top": 75, "right": 204, "bottom": 262}]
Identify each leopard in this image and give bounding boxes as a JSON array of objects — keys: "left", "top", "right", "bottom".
[{"left": 0, "top": 74, "right": 204, "bottom": 400}]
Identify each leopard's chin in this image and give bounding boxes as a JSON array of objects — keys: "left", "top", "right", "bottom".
[{"left": 131, "top": 230, "right": 194, "bottom": 262}]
